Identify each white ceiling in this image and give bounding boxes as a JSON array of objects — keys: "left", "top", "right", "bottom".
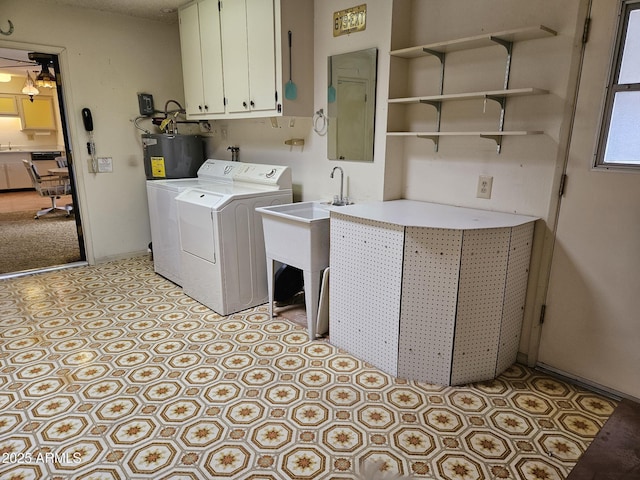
[
  {"left": 0, "top": 48, "right": 37, "bottom": 78},
  {"left": 0, "top": 0, "right": 191, "bottom": 78},
  {"left": 43, "top": 0, "right": 192, "bottom": 24}
]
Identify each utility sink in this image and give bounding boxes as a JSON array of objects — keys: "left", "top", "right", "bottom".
[
  {"left": 256, "top": 201, "right": 332, "bottom": 339},
  {"left": 257, "top": 201, "right": 331, "bottom": 223}
]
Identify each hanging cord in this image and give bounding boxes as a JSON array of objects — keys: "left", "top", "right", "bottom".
[{"left": 313, "top": 109, "right": 328, "bottom": 136}]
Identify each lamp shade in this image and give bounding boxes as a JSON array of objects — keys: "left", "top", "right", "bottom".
[
  {"left": 21, "top": 71, "right": 39, "bottom": 101},
  {"left": 36, "top": 67, "right": 55, "bottom": 88}
]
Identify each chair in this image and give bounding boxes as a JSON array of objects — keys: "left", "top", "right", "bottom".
[
  {"left": 22, "top": 159, "right": 73, "bottom": 219},
  {"left": 55, "top": 156, "right": 68, "bottom": 167}
]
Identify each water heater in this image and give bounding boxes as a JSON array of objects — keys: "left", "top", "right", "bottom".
[{"left": 142, "top": 134, "right": 205, "bottom": 180}]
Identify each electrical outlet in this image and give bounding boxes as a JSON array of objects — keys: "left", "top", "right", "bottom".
[{"left": 477, "top": 175, "right": 493, "bottom": 199}]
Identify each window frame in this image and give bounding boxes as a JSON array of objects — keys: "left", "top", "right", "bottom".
[{"left": 594, "top": 0, "right": 640, "bottom": 170}]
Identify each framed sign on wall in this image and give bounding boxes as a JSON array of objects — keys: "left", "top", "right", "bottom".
[{"left": 333, "top": 4, "right": 366, "bottom": 37}]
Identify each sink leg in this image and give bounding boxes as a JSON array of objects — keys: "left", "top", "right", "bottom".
[
  {"left": 303, "top": 269, "right": 321, "bottom": 340},
  {"left": 266, "top": 257, "right": 275, "bottom": 318}
]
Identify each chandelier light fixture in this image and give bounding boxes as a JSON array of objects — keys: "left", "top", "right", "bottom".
[
  {"left": 21, "top": 70, "right": 39, "bottom": 102},
  {"left": 35, "top": 63, "right": 55, "bottom": 88},
  {"left": 28, "top": 52, "right": 56, "bottom": 89}
]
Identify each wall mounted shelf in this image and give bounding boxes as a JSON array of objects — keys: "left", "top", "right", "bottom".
[
  {"left": 387, "top": 131, "right": 544, "bottom": 137},
  {"left": 387, "top": 130, "right": 543, "bottom": 150},
  {"left": 389, "top": 25, "right": 557, "bottom": 58},
  {"left": 388, "top": 87, "right": 549, "bottom": 105},
  {"left": 387, "top": 25, "right": 556, "bottom": 153}
]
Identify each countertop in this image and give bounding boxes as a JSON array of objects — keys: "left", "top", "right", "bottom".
[
  {"left": 330, "top": 199, "right": 538, "bottom": 229},
  {"left": 0, "top": 148, "right": 64, "bottom": 154}
]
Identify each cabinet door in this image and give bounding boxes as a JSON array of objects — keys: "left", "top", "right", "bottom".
[
  {"left": 220, "top": 0, "right": 251, "bottom": 113},
  {"left": 6, "top": 161, "right": 33, "bottom": 189},
  {"left": 246, "top": 0, "right": 277, "bottom": 112},
  {"left": 0, "top": 95, "right": 18, "bottom": 116},
  {"left": 179, "top": 3, "right": 204, "bottom": 115},
  {"left": 329, "top": 215, "right": 405, "bottom": 377},
  {"left": 0, "top": 165, "right": 8, "bottom": 190},
  {"left": 199, "top": 0, "right": 225, "bottom": 114},
  {"left": 179, "top": 3, "right": 206, "bottom": 116},
  {"left": 20, "top": 97, "right": 56, "bottom": 130},
  {"left": 397, "top": 228, "right": 462, "bottom": 385}
]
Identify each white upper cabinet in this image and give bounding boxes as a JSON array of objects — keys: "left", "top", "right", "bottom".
[
  {"left": 220, "top": 0, "right": 277, "bottom": 114},
  {"left": 179, "top": 0, "right": 225, "bottom": 117},
  {"left": 179, "top": 0, "right": 313, "bottom": 119}
]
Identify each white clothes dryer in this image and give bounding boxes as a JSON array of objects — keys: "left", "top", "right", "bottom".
[{"left": 175, "top": 162, "right": 292, "bottom": 315}]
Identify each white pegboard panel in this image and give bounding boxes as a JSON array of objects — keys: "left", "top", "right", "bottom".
[
  {"left": 495, "top": 222, "right": 535, "bottom": 375},
  {"left": 329, "top": 213, "right": 405, "bottom": 376},
  {"left": 450, "top": 228, "right": 511, "bottom": 385},
  {"left": 397, "top": 227, "right": 463, "bottom": 385}
]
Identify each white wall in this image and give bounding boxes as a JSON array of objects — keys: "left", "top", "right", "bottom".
[
  {"left": 397, "top": 0, "right": 581, "bottom": 217},
  {"left": 1, "top": 0, "right": 184, "bottom": 263},
  {"left": 207, "top": 0, "right": 394, "bottom": 204}
]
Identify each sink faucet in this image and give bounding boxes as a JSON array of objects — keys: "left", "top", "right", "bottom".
[{"left": 330, "top": 166, "right": 345, "bottom": 205}]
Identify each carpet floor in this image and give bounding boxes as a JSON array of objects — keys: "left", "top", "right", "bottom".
[
  {"left": 0, "top": 256, "right": 620, "bottom": 479},
  {"left": 0, "top": 209, "right": 81, "bottom": 274}
]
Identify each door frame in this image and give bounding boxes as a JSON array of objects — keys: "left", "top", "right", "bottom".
[
  {"left": 524, "top": 0, "right": 594, "bottom": 366},
  {"left": 532, "top": 0, "right": 640, "bottom": 400},
  {"left": 0, "top": 40, "right": 86, "bottom": 267}
]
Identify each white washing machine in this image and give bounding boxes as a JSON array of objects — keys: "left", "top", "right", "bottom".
[
  {"left": 146, "top": 160, "right": 239, "bottom": 286},
  {"left": 175, "top": 162, "right": 292, "bottom": 316}
]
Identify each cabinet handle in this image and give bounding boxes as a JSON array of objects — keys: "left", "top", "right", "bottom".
[
  {"left": 198, "top": 105, "right": 203, "bottom": 111},
  {"left": 204, "top": 105, "right": 208, "bottom": 111},
  {"left": 243, "top": 101, "right": 248, "bottom": 108},
  {"left": 250, "top": 101, "right": 255, "bottom": 108}
]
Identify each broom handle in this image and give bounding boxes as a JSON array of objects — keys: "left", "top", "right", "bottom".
[{"left": 288, "top": 30, "right": 292, "bottom": 81}]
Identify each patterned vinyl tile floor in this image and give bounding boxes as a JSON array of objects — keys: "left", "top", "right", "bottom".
[{"left": 0, "top": 257, "right": 616, "bottom": 479}]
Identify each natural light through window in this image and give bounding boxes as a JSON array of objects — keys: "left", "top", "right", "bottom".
[{"left": 597, "top": 2, "right": 640, "bottom": 168}]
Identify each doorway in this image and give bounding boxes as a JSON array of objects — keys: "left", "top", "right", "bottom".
[
  {"left": 537, "top": 0, "right": 640, "bottom": 400},
  {"left": 336, "top": 78, "right": 368, "bottom": 160},
  {"left": 0, "top": 47, "right": 85, "bottom": 275}
]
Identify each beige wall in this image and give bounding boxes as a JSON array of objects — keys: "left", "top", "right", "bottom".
[
  {"left": 389, "top": 0, "right": 587, "bottom": 360},
  {"left": 207, "top": 0, "right": 394, "bottom": 204},
  {"left": 397, "top": 0, "right": 581, "bottom": 218},
  {"left": 1, "top": 0, "right": 184, "bottom": 263}
]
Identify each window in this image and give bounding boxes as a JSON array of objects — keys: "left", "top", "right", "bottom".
[{"left": 595, "top": 0, "right": 640, "bottom": 169}]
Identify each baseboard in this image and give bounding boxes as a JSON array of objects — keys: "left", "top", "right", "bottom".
[
  {"left": 93, "top": 251, "right": 150, "bottom": 265},
  {"left": 535, "top": 362, "right": 639, "bottom": 402}
]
